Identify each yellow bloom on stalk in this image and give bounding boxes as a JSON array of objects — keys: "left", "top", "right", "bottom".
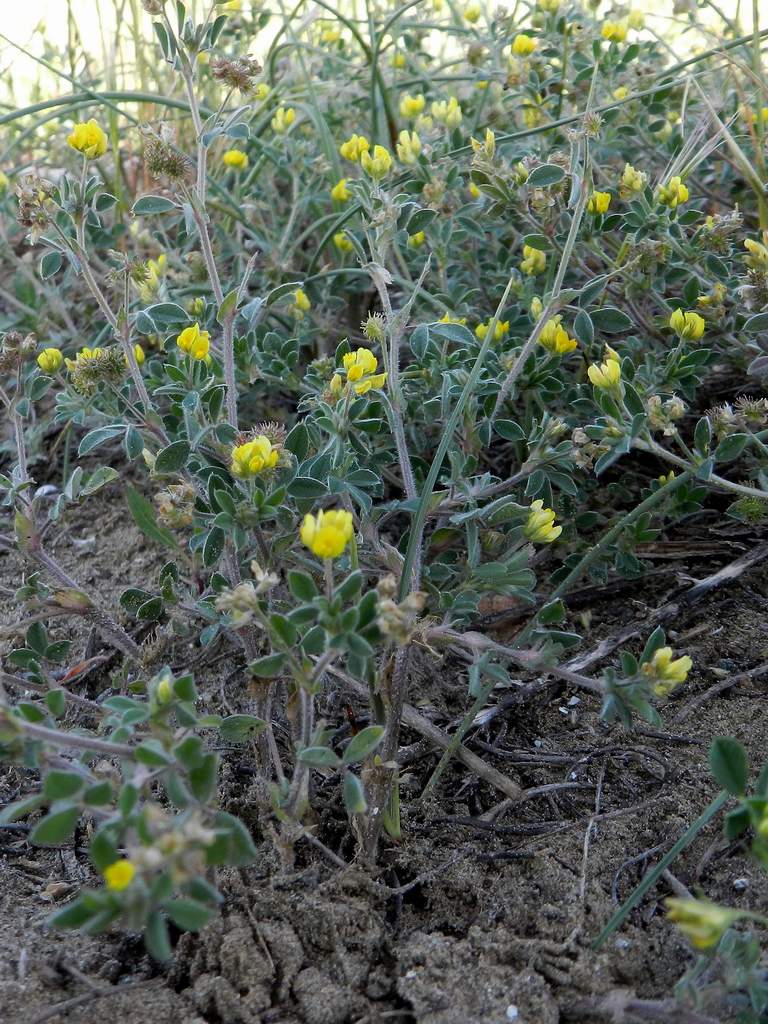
[
  {"left": 475, "top": 319, "right": 509, "bottom": 342},
  {"left": 744, "top": 238, "right": 768, "bottom": 269},
  {"left": 334, "top": 231, "right": 353, "bottom": 252},
  {"left": 331, "top": 178, "right": 351, "bottom": 202},
  {"left": 399, "top": 93, "right": 426, "bottom": 119},
  {"left": 254, "top": 83, "right": 270, "bottom": 102},
  {"left": 360, "top": 144, "right": 393, "bottom": 180},
  {"left": 37, "top": 348, "right": 63, "bottom": 373},
  {"left": 431, "top": 97, "right": 463, "bottom": 129},
  {"left": 524, "top": 500, "right": 562, "bottom": 544},
  {"left": 669, "top": 308, "right": 705, "bottom": 341},
  {"left": 658, "top": 176, "right": 689, "bottom": 209},
  {"left": 300, "top": 509, "right": 354, "bottom": 559},
  {"left": 464, "top": 2, "right": 481, "bottom": 22},
  {"left": 339, "top": 133, "right": 370, "bottom": 162},
  {"left": 601, "top": 20, "right": 628, "bottom": 43},
  {"left": 408, "top": 230, "right": 426, "bottom": 248},
  {"left": 523, "top": 101, "right": 543, "bottom": 129},
  {"left": 271, "top": 107, "right": 295, "bottom": 134},
  {"left": 218, "top": 0, "right": 242, "bottom": 11},
  {"left": 587, "top": 190, "right": 611, "bottom": 215},
  {"left": 294, "top": 288, "right": 311, "bottom": 313},
  {"left": 520, "top": 245, "right": 546, "bottom": 276},
  {"left": 65, "top": 346, "right": 103, "bottom": 370},
  {"left": 439, "top": 312, "right": 467, "bottom": 325},
  {"left": 539, "top": 317, "right": 577, "bottom": 355},
  {"left": 643, "top": 645, "right": 692, "bottom": 697},
  {"left": 176, "top": 323, "right": 210, "bottom": 360},
  {"left": 231, "top": 435, "right": 279, "bottom": 478},
  {"left": 612, "top": 86, "right": 628, "bottom": 101},
  {"left": 321, "top": 24, "right": 341, "bottom": 44},
  {"left": 511, "top": 34, "right": 536, "bottom": 57},
  {"left": 587, "top": 357, "right": 621, "bottom": 389},
  {"left": 129, "top": 344, "right": 145, "bottom": 366},
  {"left": 67, "top": 119, "right": 108, "bottom": 159},
  {"left": 390, "top": 52, "right": 406, "bottom": 69},
  {"left": 103, "top": 859, "right": 136, "bottom": 892},
  {"left": 396, "top": 130, "right": 421, "bottom": 165},
  {"left": 666, "top": 899, "right": 737, "bottom": 950},
  {"left": 223, "top": 149, "right": 249, "bottom": 170},
  {"left": 530, "top": 296, "right": 543, "bottom": 318},
  {"left": 621, "top": 162, "right": 646, "bottom": 195},
  {"left": 469, "top": 181, "right": 481, "bottom": 199},
  {"left": 341, "top": 347, "right": 387, "bottom": 394}
]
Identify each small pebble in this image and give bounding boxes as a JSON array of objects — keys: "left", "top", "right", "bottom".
[{"left": 506, "top": 1006, "right": 519, "bottom": 1021}]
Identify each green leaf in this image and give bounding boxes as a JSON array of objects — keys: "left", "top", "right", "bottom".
[
  {"left": 590, "top": 307, "right": 633, "bottom": 333},
  {"left": 40, "top": 251, "right": 63, "bottom": 280},
  {"left": 45, "top": 689, "right": 67, "bottom": 718},
  {"left": 125, "top": 485, "right": 179, "bottom": 550},
  {"left": 270, "top": 613, "right": 297, "bottom": 646},
  {"left": 744, "top": 312, "right": 768, "bottom": 333},
  {"left": 144, "top": 911, "right": 173, "bottom": 961},
  {"left": 709, "top": 737, "right": 748, "bottom": 796},
  {"left": 81, "top": 466, "right": 119, "bottom": 496},
  {"left": 217, "top": 288, "right": 239, "bottom": 324},
  {"left": 526, "top": 163, "right": 565, "bottom": 187},
  {"left": 154, "top": 440, "right": 191, "bottom": 475},
  {"left": 30, "top": 805, "right": 80, "bottom": 846},
  {"left": 219, "top": 715, "right": 266, "bottom": 742},
  {"left": 299, "top": 746, "right": 341, "bottom": 766},
  {"left": 288, "top": 476, "right": 329, "bottom": 499},
  {"left": 89, "top": 824, "right": 119, "bottom": 870},
  {"left": 42, "top": 771, "right": 84, "bottom": 800},
  {"left": 164, "top": 898, "right": 212, "bottom": 932},
  {"left": 715, "top": 433, "right": 749, "bottom": 464},
  {"left": 342, "top": 724, "right": 384, "bottom": 765},
  {"left": 133, "top": 195, "right": 177, "bottom": 215},
  {"left": 343, "top": 772, "right": 367, "bottom": 814},
  {"left": 288, "top": 570, "right": 318, "bottom": 601},
  {"left": 249, "top": 652, "right": 288, "bottom": 678},
  {"left": 78, "top": 425, "right": 125, "bottom": 457}
]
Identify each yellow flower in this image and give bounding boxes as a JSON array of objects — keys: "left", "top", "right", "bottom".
[
  {"left": 342, "top": 347, "right": 387, "bottom": 394},
  {"left": 620, "top": 162, "right": 646, "bottom": 195},
  {"left": 408, "top": 230, "right": 426, "bottom": 248},
  {"left": 65, "top": 346, "right": 103, "bottom": 370},
  {"left": 666, "top": 899, "right": 737, "bottom": 950},
  {"left": 390, "top": 52, "right": 406, "bottom": 69},
  {"left": 439, "top": 312, "right": 467, "bottom": 325},
  {"left": 67, "top": 119, "right": 108, "bottom": 159},
  {"left": 524, "top": 500, "right": 562, "bottom": 544},
  {"left": 334, "top": 231, "right": 353, "bottom": 252},
  {"left": 331, "top": 178, "right": 351, "bottom": 202},
  {"left": 360, "top": 144, "right": 393, "bottom": 180},
  {"left": 396, "top": 130, "right": 421, "bottom": 165},
  {"left": 520, "top": 245, "right": 546, "bottom": 276},
  {"left": 400, "top": 93, "right": 426, "bottom": 119},
  {"left": 223, "top": 149, "right": 249, "bottom": 170},
  {"left": 512, "top": 34, "right": 537, "bottom": 57},
  {"left": 469, "top": 181, "right": 481, "bottom": 199},
  {"left": 176, "top": 323, "right": 210, "bottom": 360},
  {"left": 470, "top": 127, "right": 495, "bottom": 159},
  {"left": 539, "top": 317, "right": 577, "bottom": 355},
  {"left": 530, "top": 296, "right": 543, "bottom": 318},
  {"left": 612, "top": 86, "right": 628, "bottom": 101},
  {"left": 103, "top": 859, "right": 136, "bottom": 891},
  {"left": 300, "top": 509, "right": 354, "bottom": 559},
  {"left": 37, "top": 347, "right": 63, "bottom": 373},
  {"left": 669, "top": 308, "right": 705, "bottom": 341},
  {"left": 538, "top": 0, "right": 560, "bottom": 10},
  {"left": 744, "top": 238, "right": 768, "bottom": 269},
  {"left": 254, "top": 83, "right": 270, "bottom": 102},
  {"left": 658, "top": 176, "right": 689, "bottom": 209},
  {"left": 475, "top": 319, "right": 509, "bottom": 342},
  {"left": 626, "top": 10, "right": 645, "bottom": 29},
  {"left": 431, "top": 97, "right": 463, "bottom": 129},
  {"left": 131, "top": 344, "right": 145, "bottom": 366},
  {"left": 643, "top": 645, "right": 692, "bottom": 697},
  {"left": 218, "top": 0, "right": 242, "bottom": 10},
  {"left": 294, "top": 288, "right": 311, "bottom": 313},
  {"left": 271, "top": 107, "right": 295, "bottom": 134},
  {"left": 156, "top": 675, "right": 172, "bottom": 705},
  {"left": 339, "top": 133, "right": 370, "bottom": 162},
  {"left": 588, "top": 358, "right": 621, "bottom": 389},
  {"left": 320, "top": 24, "right": 341, "bottom": 43},
  {"left": 601, "top": 20, "right": 628, "bottom": 43},
  {"left": 231, "top": 435, "right": 279, "bottom": 477},
  {"left": 587, "top": 190, "right": 611, "bottom": 215},
  {"left": 464, "top": 1, "right": 481, "bottom": 22}
]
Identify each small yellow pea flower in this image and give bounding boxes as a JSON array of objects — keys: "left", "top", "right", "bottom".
[
  {"left": 744, "top": 238, "right": 768, "bottom": 269},
  {"left": 321, "top": 24, "right": 341, "bottom": 44},
  {"left": 520, "top": 245, "right": 546, "bottom": 276},
  {"left": 390, "top": 52, "right": 406, "bottom": 69},
  {"left": 530, "top": 296, "right": 543, "bottom": 318},
  {"left": 476, "top": 80, "right": 489, "bottom": 90},
  {"left": 439, "top": 312, "right": 467, "bottom": 325},
  {"left": 469, "top": 181, "right": 481, "bottom": 200},
  {"left": 156, "top": 675, "right": 173, "bottom": 705},
  {"left": 538, "top": 0, "right": 560, "bottom": 10},
  {"left": 360, "top": 144, "right": 393, "bottom": 180},
  {"left": 131, "top": 344, "right": 145, "bottom": 366},
  {"left": 587, "top": 358, "right": 621, "bottom": 389},
  {"left": 342, "top": 347, "right": 387, "bottom": 394},
  {"left": 669, "top": 308, "right": 705, "bottom": 341},
  {"left": 223, "top": 149, "right": 249, "bottom": 170},
  {"left": 65, "top": 346, "right": 103, "bottom": 370},
  {"left": 464, "top": 1, "right": 481, "bottom": 22},
  {"left": 524, "top": 500, "right": 562, "bottom": 544},
  {"left": 254, "top": 83, "right": 270, "bottom": 101},
  {"left": 331, "top": 178, "right": 351, "bottom": 202},
  {"left": 231, "top": 435, "right": 279, "bottom": 477},
  {"left": 103, "top": 859, "right": 136, "bottom": 891},
  {"left": 294, "top": 288, "right": 311, "bottom": 313},
  {"left": 176, "top": 323, "right": 210, "bottom": 360},
  {"left": 300, "top": 508, "right": 354, "bottom": 559},
  {"left": 612, "top": 86, "right": 628, "bottom": 101},
  {"left": 620, "top": 162, "right": 646, "bottom": 195},
  {"left": 665, "top": 899, "right": 737, "bottom": 950},
  {"left": 539, "top": 317, "right": 577, "bottom": 355},
  {"left": 658, "top": 176, "right": 689, "bottom": 209},
  {"left": 475, "top": 319, "right": 510, "bottom": 342},
  {"left": 643, "top": 645, "right": 692, "bottom": 697},
  {"left": 587, "top": 190, "right": 611, "bottom": 215},
  {"left": 626, "top": 10, "right": 645, "bottom": 29},
  {"left": 271, "top": 107, "right": 295, "bottom": 134},
  {"left": 601, "top": 20, "right": 628, "bottom": 43},
  {"left": 67, "top": 119, "right": 108, "bottom": 159},
  {"left": 400, "top": 93, "right": 426, "bottom": 119},
  {"left": 334, "top": 231, "right": 354, "bottom": 252},
  {"left": 396, "top": 130, "right": 421, "bottom": 165},
  {"left": 511, "top": 34, "right": 536, "bottom": 57},
  {"left": 408, "top": 230, "right": 426, "bottom": 248},
  {"left": 37, "top": 348, "right": 63, "bottom": 373},
  {"left": 339, "top": 133, "right": 370, "bottom": 162},
  {"left": 431, "top": 97, "right": 463, "bottom": 129},
  {"left": 218, "top": 0, "right": 242, "bottom": 10}
]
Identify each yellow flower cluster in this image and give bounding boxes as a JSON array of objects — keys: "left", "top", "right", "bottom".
[
  {"left": 658, "top": 176, "right": 689, "bottom": 209},
  {"left": 37, "top": 347, "right": 63, "bottom": 373},
  {"left": 65, "top": 346, "right": 103, "bottom": 371},
  {"left": 511, "top": 34, "right": 536, "bottom": 56},
  {"left": 176, "top": 323, "right": 210, "bottom": 360},
  {"left": 67, "top": 119, "right": 108, "bottom": 159},
  {"left": 339, "top": 133, "right": 370, "bottom": 161},
  {"left": 524, "top": 500, "right": 562, "bottom": 544},
  {"left": 331, "top": 178, "right": 351, "bottom": 202},
  {"left": 666, "top": 899, "right": 736, "bottom": 950},
  {"left": 669, "top": 308, "right": 705, "bottom": 341},
  {"left": 431, "top": 97, "right": 462, "bottom": 129},
  {"left": 475, "top": 319, "right": 509, "bottom": 342},
  {"left": 231, "top": 435, "right": 280, "bottom": 478},
  {"left": 587, "top": 354, "right": 621, "bottom": 389},
  {"left": 520, "top": 245, "right": 546, "bottom": 276},
  {"left": 620, "top": 162, "right": 646, "bottom": 196},
  {"left": 399, "top": 93, "right": 425, "bottom": 119},
  {"left": 643, "top": 645, "right": 692, "bottom": 697},
  {"left": 396, "top": 130, "right": 421, "bottom": 165},
  {"left": 103, "top": 859, "right": 136, "bottom": 891},
  {"left": 301, "top": 509, "right": 354, "bottom": 559},
  {"left": 223, "top": 149, "right": 248, "bottom": 170},
  {"left": 331, "top": 347, "right": 387, "bottom": 397},
  {"left": 271, "top": 107, "right": 295, "bottom": 134},
  {"left": 539, "top": 317, "right": 577, "bottom": 355},
  {"left": 361, "top": 145, "right": 393, "bottom": 180},
  {"left": 601, "top": 20, "right": 628, "bottom": 42},
  {"left": 744, "top": 237, "right": 768, "bottom": 269},
  {"left": 587, "top": 190, "right": 611, "bottom": 215},
  {"left": 294, "top": 288, "right": 311, "bottom": 313},
  {"left": 334, "top": 231, "right": 353, "bottom": 252},
  {"left": 463, "top": 2, "right": 481, "bottom": 22}
]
